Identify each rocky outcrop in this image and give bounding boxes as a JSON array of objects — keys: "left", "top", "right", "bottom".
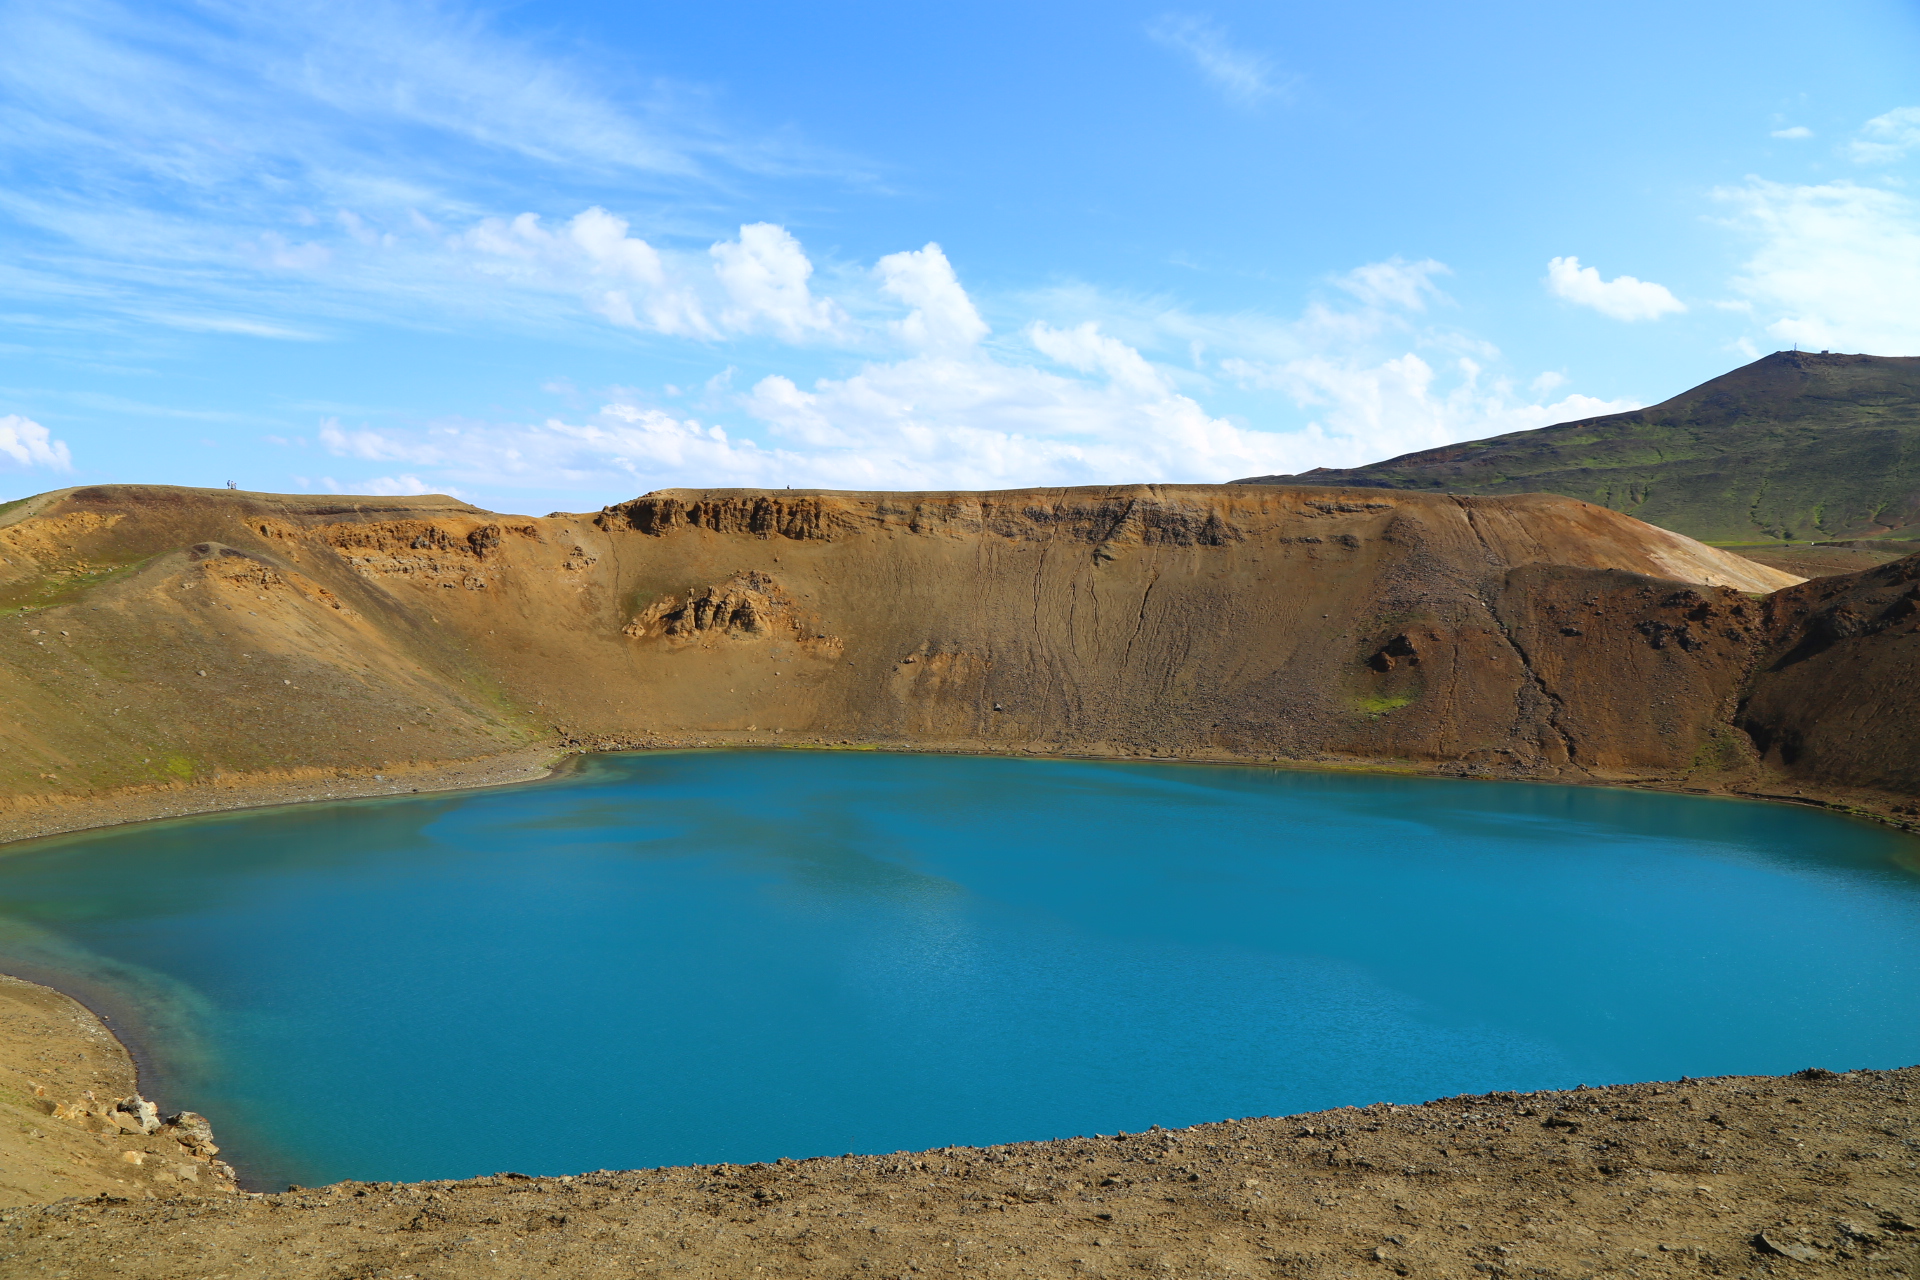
[
  {"left": 315, "top": 519, "right": 538, "bottom": 590},
  {"left": 601, "top": 493, "right": 852, "bottom": 541}
]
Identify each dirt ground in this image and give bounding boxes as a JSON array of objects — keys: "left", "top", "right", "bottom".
[
  {"left": 0, "top": 976, "right": 234, "bottom": 1206},
  {"left": 0, "top": 1065, "right": 1911, "bottom": 1279}
]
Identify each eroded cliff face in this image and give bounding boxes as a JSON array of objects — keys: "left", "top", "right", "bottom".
[{"left": 0, "top": 480, "right": 1887, "bottom": 842}]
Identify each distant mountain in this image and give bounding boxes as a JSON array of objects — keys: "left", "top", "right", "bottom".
[{"left": 1234, "top": 351, "right": 1920, "bottom": 543}]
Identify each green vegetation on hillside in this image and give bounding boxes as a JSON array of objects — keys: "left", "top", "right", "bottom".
[{"left": 1234, "top": 351, "right": 1920, "bottom": 543}]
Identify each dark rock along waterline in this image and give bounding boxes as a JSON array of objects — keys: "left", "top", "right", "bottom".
[{"left": 0, "top": 750, "right": 1914, "bottom": 1191}]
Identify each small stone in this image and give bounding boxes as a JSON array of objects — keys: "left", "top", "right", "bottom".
[
  {"left": 164, "top": 1111, "right": 219, "bottom": 1156},
  {"left": 113, "top": 1096, "right": 162, "bottom": 1135},
  {"left": 1756, "top": 1231, "right": 1822, "bottom": 1262}
]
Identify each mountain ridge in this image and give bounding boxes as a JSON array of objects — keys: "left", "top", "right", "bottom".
[{"left": 1234, "top": 350, "right": 1920, "bottom": 543}]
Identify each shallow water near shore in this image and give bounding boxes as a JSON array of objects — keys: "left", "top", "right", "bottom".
[{"left": 0, "top": 751, "right": 1917, "bottom": 1189}]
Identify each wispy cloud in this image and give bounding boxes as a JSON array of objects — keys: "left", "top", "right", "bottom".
[
  {"left": 140, "top": 312, "right": 324, "bottom": 340},
  {"left": 1336, "top": 258, "right": 1451, "bottom": 312},
  {"left": 1848, "top": 106, "right": 1920, "bottom": 164},
  {"left": 0, "top": 0, "right": 862, "bottom": 337},
  {"left": 1146, "top": 14, "right": 1288, "bottom": 107},
  {"left": 1717, "top": 178, "right": 1920, "bottom": 354}
]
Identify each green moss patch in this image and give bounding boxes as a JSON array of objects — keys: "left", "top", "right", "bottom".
[{"left": 0, "top": 557, "right": 152, "bottom": 616}]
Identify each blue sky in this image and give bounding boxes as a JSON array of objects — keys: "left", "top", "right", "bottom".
[{"left": 2, "top": 0, "right": 1918, "bottom": 513}]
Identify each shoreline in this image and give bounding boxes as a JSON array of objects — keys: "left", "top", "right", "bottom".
[
  {"left": 3, "top": 735, "right": 1918, "bottom": 857},
  {"left": 0, "top": 745, "right": 569, "bottom": 851}
]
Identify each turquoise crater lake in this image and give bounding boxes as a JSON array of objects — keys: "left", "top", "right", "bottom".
[{"left": 1, "top": 751, "right": 1917, "bottom": 1189}]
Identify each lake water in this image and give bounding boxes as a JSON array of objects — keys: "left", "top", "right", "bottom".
[{"left": 0, "top": 750, "right": 1916, "bottom": 1189}]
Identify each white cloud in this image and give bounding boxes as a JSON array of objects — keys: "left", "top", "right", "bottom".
[
  {"left": 451, "top": 210, "right": 850, "bottom": 342},
  {"left": 0, "top": 414, "right": 72, "bottom": 470},
  {"left": 875, "top": 243, "right": 990, "bottom": 352},
  {"left": 318, "top": 418, "right": 444, "bottom": 465},
  {"left": 376, "top": 336, "right": 1300, "bottom": 495},
  {"left": 1848, "top": 107, "right": 1920, "bottom": 163},
  {"left": 317, "top": 408, "right": 790, "bottom": 493},
  {"left": 1219, "top": 353, "right": 1637, "bottom": 470},
  {"left": 302, "top": 251, "right": 1312, "bottom": 492},
  {"left": 1336, "top": 257, "right": 1450, "bottom": 311},
  {"left": 307, "top": 252, "right": 1637, "bottom": 500},
  {"left": 1545, "top": 256, "right": 1687, "bottom": 321},
  {"left": 710, "top": 223, "right": 842, "bottom": 341},
  {"left": 1718, "top": 178, "right": 1920, "bottom": 354},
  {"left": 1146, "top": 14, "right": 1286, "bottom": 106},
  {"left": 1030, "top": 321, "right": 1168, "bottom": 397},
  {"left": 1771, "top": 126, "right": 1813, "bottom": 140},
  {"left": 732, "top": 327, "right": 1297, "bottom": 488},
  {"left": 361, "top": 474, "right": 439, "bottom": 496},
  {"left": 455, "top": 207, "right": 716, "bottom": 337}
]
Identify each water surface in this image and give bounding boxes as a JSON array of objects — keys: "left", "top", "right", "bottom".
[{"left": 0, "top": 751, "right": 1915, "bottom": 1188}]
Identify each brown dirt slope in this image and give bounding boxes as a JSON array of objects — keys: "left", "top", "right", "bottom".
[
  {"left": 0, "top": 482, "right": 1806, "bottom": 843},
  {"left": 1, "top": 1065, "right": 1912, "bottom": 1279}
]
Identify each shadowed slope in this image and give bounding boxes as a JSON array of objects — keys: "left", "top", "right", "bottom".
[
  {"left": 1234, "top": 351, "right": 1920, "bottom": 544},
  {"left": 1742, "top": 550, "right": 1920, "bottom": 804}
]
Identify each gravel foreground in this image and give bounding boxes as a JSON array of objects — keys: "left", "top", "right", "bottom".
[{"left": 4, "top": 1067, "right": 1913, "bottom": 1280}]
